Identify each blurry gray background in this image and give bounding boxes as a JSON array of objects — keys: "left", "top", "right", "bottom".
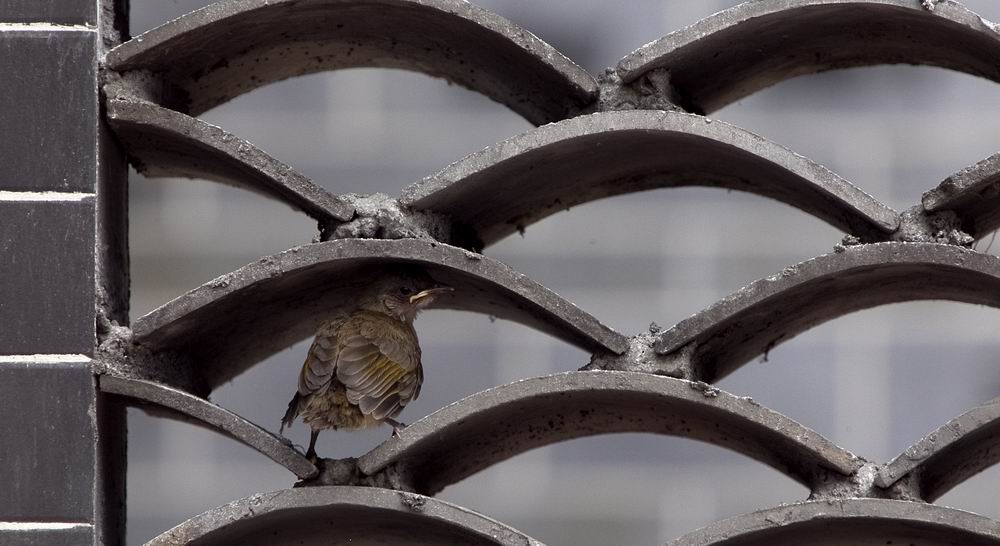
[{"left": 125, "top": 1, "right": 1000, "bottom": 544}]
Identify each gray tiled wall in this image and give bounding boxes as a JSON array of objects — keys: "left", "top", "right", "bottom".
[{"left": 0, "top": 2, "right": 105, "bottom": 544}]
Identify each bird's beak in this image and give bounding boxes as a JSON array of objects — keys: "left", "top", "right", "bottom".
[{"left": 409, "top": 286, "right": 454, "bottom": 304}]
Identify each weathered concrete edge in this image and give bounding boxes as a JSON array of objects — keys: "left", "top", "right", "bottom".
[
  {"left": 667, "top": 498, "right": 1000, "bottom": 545},
  {"left": 145, "top": 486, "right": 543, "bottom": 546},
  {"left": 616, "top": 0, "right": 1000, "bottom": 88},
  {"left": 105, "top": 96, "right": 354, "bottom": 222},
  {"left": 402, "top": 110, "right": 898, "bottom": 241},
  {"left": 654, "top": 242, "right": 1000, "bottom": 356},
  {"left": 99, "top": 374, "right": 318, "bottom": 479},
  {"left": 105, "top": 0, "right": 597, "bottom": 123},
  {"left": 876, "top": 397, "right": 1000, "bottom": 497},
  {"left": 922, "top": 150, "right": 1000, "bottom": 237},
  {"left": 357, "top": 371, "right": 862, "bottom": 487},
  {"left": 131, "top": 238, "right": 628, "bottom": 355}
]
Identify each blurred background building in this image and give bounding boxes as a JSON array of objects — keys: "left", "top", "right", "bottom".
[{"left": 125, "top": 1, "right": 1000, "bottom": 543}]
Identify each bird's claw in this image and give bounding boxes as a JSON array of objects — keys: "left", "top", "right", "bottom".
[{"left": 386, "top": 418, "right": 407, "bottom": 438}]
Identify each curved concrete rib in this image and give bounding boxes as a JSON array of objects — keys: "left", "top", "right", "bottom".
[
  {"left": 923, "top": 151, "right": 1000, "bottom": 239},
  {"left": 669, "top": 499, "right": 1000, "bottom": 545},
  {"left": 105, "top": 0, "right": 596, "bottom": 125},
  {"left": 358, "top": 371, "right": 861, "bottom": 495},
  {"left": 617, "top": 0, "right": 1000, "bottom": 114},
  {"left": 403, "top": 111, "right": 898, "bottom": 246},
  {"left": 132, "top": 239, "right": 627, "bottom": 390},
  {"left": 107, "top": 97, "right": 354, "bottom": 223},
  {"left": 99, "top": 375, "right": 318, "bottom": 479},
  {"left": 146, "top": 486, "right": 540, "bottom": 546},
  {"left": 654, "top": 242, "right": 1000, "bottom": 383},
  {"left": 877, "top": 397, "right": 1000, "bottom": 501}
]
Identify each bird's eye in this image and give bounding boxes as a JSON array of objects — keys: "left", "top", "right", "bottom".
[{"left": 400, "top": 287, "right": 413, "bottom": 296}]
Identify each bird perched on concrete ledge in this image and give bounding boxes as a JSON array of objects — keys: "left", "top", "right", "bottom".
[{"left": 280, "top": 268, "right": 452, "bottom": 461}]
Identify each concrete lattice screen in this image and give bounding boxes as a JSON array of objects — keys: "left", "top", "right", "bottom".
[{"left": 5, "top": 0, "right": 1000, "bottom": 544}]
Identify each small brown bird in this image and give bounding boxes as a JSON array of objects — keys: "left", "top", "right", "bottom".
[{"left": 280, "top": 269, "right": 452, "bottom": 461}]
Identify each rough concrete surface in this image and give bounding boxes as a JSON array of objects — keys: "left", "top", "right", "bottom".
[
  {"left": 877, "top": 396, "right": 1000, "bottom": 502},
  {"left": 131, "top": 238, "right": 628, "bottom": 390},
  {"left": 358, "top": 371, "right": 862, "bottom": 495},
  {"left": 331, "top": 192, "right": 477, "bottom": 249},
  {"left": 587, "top": 325, "right": 691, "bottom": 379},
  {"left": 922, "top": 150, "right": 1000, "bottom": 238},
  {"left": 105, "top": 0, "right": 597, "bottom": 125},
  {"left": 893, "top": 206, "right": 975, "bottom": 246},
  {"left": 403, "top": 110, "right": 899, "bottom": 246},
  {"left": 616, "top": 0, "right": 1000, "bottom": 114},
  {"left": 105, "top": 96, "right": 354, "bottom": 223},
  {"left": 653, "top": 242, "right": 1000, "bottom": 382},
  {"left": 669, "top": 498, "right": 1000, "bottom": 545},
  {"left": 146, "top": 486, "right": 542, "bottom": 546},
  {"left": 99, "top": 375, "right": 318, "bottom": 479},
  {"left": 595, "top": 67, "right": 683, "bottom": 113},
  {"left": 295, "top": 457, "right": 416, "bottom": 492}
]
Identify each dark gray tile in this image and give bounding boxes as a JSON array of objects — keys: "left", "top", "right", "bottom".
[
  {"left": 0, "top": 30, "right": 95, "bottom": 192},
  {"left": 0, "top": 527, "right": 93, "bottom": 546},
  {"left": 0, "top": 200, "right": 95, "bottom": 354},
  {"left": 0, "top": 1, "right": 95, "bottom": 25},
  {"left": 0, "top": 362, "right": 95, "bottom": 521}
]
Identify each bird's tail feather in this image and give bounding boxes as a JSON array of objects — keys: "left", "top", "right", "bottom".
[{"left": 280, "top": 392, "right": 300, "bottom": 435}]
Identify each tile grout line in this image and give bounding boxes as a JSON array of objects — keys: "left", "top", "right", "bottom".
[
  {"left": 0, "top": 23, "right": 95, "bottom": 32},
  {"left": 0, "top": 355, "right": 91, "bottom": 363},
  {"left": 0, "top": 522, "right": 94, "bottom": 531},
  {"left": 0, "top": 191, "right": 95, "bottom": 202}
]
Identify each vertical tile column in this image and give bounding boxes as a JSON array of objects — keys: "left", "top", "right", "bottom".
[{"left": 0, "top": 1, "right": 127, "bottom": 545}]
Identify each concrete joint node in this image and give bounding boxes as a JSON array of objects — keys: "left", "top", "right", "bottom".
[
  {"left": 595, "top": 67, "right": 684, "bottom": 113},
  {"left": 832, "top": 234, "right": 866, "bottom": 253},
  {"left": 893, "top": 205, "right": 974, "bottom": 247},
  {"left": 879, "top": 473, "right": 925, "bottom": 502},
  {"left": 102, "top": 70, "right": 173, "bottom": 107},
  {"left": 586, "top": 328, "right": 692, "bottom": 379},
  {"left": 296, "top": 457, "right": 416, "bottom": 493},
  {"left": 95, "top": 287, "right": 123, "bottom": 345},
  {"left": 94, "top": 324, "right": 208, "bottom": 396},
  {"left": 322, "top": 193, "right": 477, "bottom": 249},
  {"left": 809, "top": 461, "right": 887, "bottom": 500}
]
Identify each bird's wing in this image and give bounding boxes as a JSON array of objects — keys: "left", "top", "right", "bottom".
[
  {"left": 296, "top": 319, "right": 342, "bottom": 396},
  {"left": 335, "top": 312, "right": 422, "bottom": 420}
]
